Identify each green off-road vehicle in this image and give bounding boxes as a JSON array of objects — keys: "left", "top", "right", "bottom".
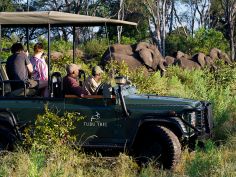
[{"left": 0, "top": 11, "right": 213, "bottom": 169}]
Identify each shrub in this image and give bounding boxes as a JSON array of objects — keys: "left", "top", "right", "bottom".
[
  {"left": 190, "top": 28, "right": 229, "bottom": 54},
  {"left": 23, "top": 105, "right": 83, "bottom": 151},
  {"left": 81, "top": 38, "right": 109, "bottom": 60}
]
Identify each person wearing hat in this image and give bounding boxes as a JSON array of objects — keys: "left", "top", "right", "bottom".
[
  {"left": 84, "top": 66, "right": 104, "bottom": 95},
  {"left": 63, "top": 64, "right": 88, "bottom": 97}
]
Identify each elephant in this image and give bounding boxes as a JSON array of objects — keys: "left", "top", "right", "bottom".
[
  {"left": 164, "top": 56, "right": 176, "bottom": 66},
  {"left": 175, "top": 51, "right": 192, "bottom": 60},
  {"left": 210, "top": 48, "right": 221, "bottom": 61},
  {"left": 175, "top": 56, "right": 201, "bottom": 70},
  {"left": 219, "top": 52, "right": 232, "bottom": 65},
  {"left": 101, "top": 44, "right": 135, "bottom": 67},
  {"left": 107, "top": 53, "right": 145, "bottom": 70},
  {"left": 101, "top": 42, "right": 166, "bottom": 74},
  {"left": 192, "top": 52, "right": 217, "bottom": 70},
  {"left": 50, "top": 51, "right": 63, "bottom": 60},
  {"left": 135, "top": 42, "right": 166, "bottom": 72},
  {"left": 192, "top": 52, "right": 206, "bottom": 68},
  {"left": 210, "top": 48, "right": 232, "bottom": 64},
  {"left": 205, "top": 56, "right": 217, "bottom": 70},
  {"left": 66, "top": 49, "right": 84, "bottom": 59}
]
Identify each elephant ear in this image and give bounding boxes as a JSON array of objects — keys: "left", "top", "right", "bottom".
[
  {"left": 138, "top": 48, "right": 153, "bottom": 68},
  {"left": 197, "top": 52, "right": 206, "bottom": 68}
]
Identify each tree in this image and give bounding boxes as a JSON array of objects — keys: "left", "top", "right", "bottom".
[
  {"left": 221, "top": 0, "right": 236, "bottom": 60},
  {"left": 190, "top": 28, "right": 229, "bottom": 54},
  {"left": 210, "top": 0, "right": 236, "bottom": 60}
]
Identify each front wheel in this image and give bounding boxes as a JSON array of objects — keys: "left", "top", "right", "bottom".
[
  {"left": 0, "top": 128, "right": 16, "bottom": 151},
  {"left": 134, "top": 125, "right": 181, "bottom": 169}
]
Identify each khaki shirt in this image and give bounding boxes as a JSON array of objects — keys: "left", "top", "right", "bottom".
[{"left": 83, "top": 76, "right": 101, "bottom": 95}]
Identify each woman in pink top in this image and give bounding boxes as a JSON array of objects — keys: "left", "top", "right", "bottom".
[{"left": 30, "top": 43, "right": 48, "bottom": 96}]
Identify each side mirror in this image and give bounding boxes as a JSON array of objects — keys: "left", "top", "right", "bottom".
[
  {"left": 114, "top": 76, "right": 131, "bottom": 85},
  {"left": 115, "top": 76, "right": 127, "bottom": 85}
]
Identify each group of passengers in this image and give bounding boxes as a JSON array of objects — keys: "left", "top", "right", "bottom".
[{"left": 5, "top": 42, "right": 103, "bottom": 97}]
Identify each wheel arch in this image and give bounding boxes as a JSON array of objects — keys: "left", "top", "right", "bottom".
[
  {"left": 0, "top": 109, "right": 21, "bottom": 139},
  {"left": 131, "top": 116, "right": 186, "bottom": 148}
]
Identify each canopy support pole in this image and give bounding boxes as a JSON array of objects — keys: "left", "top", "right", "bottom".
[
  {"left": 73, "top": 26, "right": 76, "bottom": 63},
  {"left": 0, "top": 25, "right": 2, "bottom": 60},
  {"left": 26, "top": 27, "right": 29, "bottom": 52},
  {"left": 48, "top": 24, "right": 51, "bottom": 97}
]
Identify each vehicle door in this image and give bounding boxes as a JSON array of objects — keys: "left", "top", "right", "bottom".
[
  {"left": 0, "top": 97, "right": 65, "bottom": 124},
  {"left": 64, "top": 96, "right": 127, "bottom": 149}
]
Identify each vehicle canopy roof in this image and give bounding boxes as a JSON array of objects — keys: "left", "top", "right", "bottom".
[{"left": 0, "top": 11, "right": 137, "bottom": 27}]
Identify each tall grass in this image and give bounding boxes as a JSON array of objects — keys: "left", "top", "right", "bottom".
[{"left": 0, "top": 61, "right": 236, "bottom": 176}]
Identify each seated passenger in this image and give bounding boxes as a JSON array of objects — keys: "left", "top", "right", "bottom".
[
  {"left": 83, "top": 66, "right": 103, "bottom": 95},
  {"left": 63, "top": 64, "right": 88, "bottom": 97},
  {"left": 30, "top": 43, "right": 48, "bottom": 96},
  {"left": 6, "top": 42, "right": 47, "bottom": 95},
  {"left": 6, "top": 43, "right": 36, "bottom": 90}
]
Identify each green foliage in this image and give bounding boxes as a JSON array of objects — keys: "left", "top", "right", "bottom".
[
  {"left": 0, "top": 38, "right": 12, "bottom": 61},
  {"left": 185, "top": 141, "right": 223, "bottom": 177},
  {"left": 165, "top": 33, "right": 192, "bottom": 55},
  {"left": 0, "top": 0, "right": 15, "bottom": 12},
  {"left": 190, "top": 28, "right": 229, "bottom": 54},
  {"left": 24, "top": 105, "right": 83, "bottom": 151},
  {"left": 51, "top": 40, "right": 73, "bottom": 53},
  {"left": 120, "top": 36, "right": 137, "bottom": 44},
  {"left": 165, "top": 28, "right": 230, "bottom": 56},
  {"left": 81, "top": 38, "right": 109, "bottom": 60}
]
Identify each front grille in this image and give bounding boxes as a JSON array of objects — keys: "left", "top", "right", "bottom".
[
  {"left": 204, "top": 103, "right": 214, "bottom": 134},
  {"left": 195, "top": 110, "right": 205, "bottom": 132},
  {"left": 196, "top": 101, "right": 214, "bottom": 135}
]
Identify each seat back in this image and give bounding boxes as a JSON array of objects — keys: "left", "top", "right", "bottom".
[
  {"left": 0, "top": 61, "right": 12, "bottom": 95},
  {"left": 50, "top": 72, "right": 63, "bottom": 98}
]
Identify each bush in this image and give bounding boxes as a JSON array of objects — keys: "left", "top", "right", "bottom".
[
  {"left": 81, "top": 38, "right": 109, "bottom": 60},
  {"left": 23, "top": 105, "right": 83, "bottom": 151},
  {"left": 190, "top": 28, "right": 229, "bottom": 54}
]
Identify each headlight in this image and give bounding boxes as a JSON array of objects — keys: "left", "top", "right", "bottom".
[
  {"left": 189, "top": 112, "right": 196, "bottom": 127},
  {"left": 183, "top": 112, "right": 196, "bottom": 127}
]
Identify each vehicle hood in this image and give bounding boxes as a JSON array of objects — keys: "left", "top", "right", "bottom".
[{"left": 124, "top": 94, "right": 202, "bottom": 111}]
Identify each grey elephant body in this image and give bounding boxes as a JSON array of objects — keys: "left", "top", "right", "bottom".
[
  {"left": 176, "top": 51, "right": 191, "bottom": 60},
  {"left": 176, "top": 57, "right": 201, "bottom": 70},
  {"left": 210, "top": 48, "right": 232, "bottom": 64},
  {"left": 101, "top": 42, "right": 166, "bottom": 73},
  {"left": 164, "top": 56, "right": 176, "bottom": 66},
  {"left": 192, "top": 52, "right": 217, "bottom": 70}
]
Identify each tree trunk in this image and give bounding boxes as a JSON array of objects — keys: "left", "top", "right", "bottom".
[
  {"left": 169, "top": 0, "right": 174, "bottom": 33},
  {"left": 223, "top": 0, "right": 236, "bottom": 61},
  {"left": 161, "top": 0, "right": 167, "bottom": 56},
  {"left": 117, "top": 0, "right": 124, "bottom": 44}
]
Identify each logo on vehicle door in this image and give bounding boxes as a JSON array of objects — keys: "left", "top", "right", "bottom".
[
  {"left": 83, "top": 111, "right": 107, "bottom": 127},
  {"left": 91, "top": 112, "right": 100, "bottom": 122}
]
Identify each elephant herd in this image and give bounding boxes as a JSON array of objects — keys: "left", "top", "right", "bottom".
[{"left": 101, "top": 42, "right": 233, "bottom": 74}]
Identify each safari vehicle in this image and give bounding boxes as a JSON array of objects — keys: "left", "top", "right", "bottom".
[{"left": 0, "top": 11, "right": 213, "bottom": 169}]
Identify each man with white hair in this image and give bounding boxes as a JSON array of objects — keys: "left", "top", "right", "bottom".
[
  {"left": 63, "top": 64, "right": 88, "bottom": 97},
  {"left": 84, "top": 65, "right": 104, "bottom": 95}
]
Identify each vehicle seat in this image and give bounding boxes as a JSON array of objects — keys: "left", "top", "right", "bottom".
[
  {"left": 0, "top": 61, "right": 12, "bottom": 95},
  {"left": 0, "top": 61, "right": 35, "bottom": 97},
  {"left": 50, "top": 72, "right": 63, "bottom": 98}
]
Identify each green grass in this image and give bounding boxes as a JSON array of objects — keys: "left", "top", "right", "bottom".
[{"left": 1, "top": 60, "right": 236, "bottom": 177}]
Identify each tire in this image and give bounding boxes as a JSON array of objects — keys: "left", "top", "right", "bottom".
[
  {"left": 134, "top": 125, "right": 181, "bottom": 169},
  {"left": 0, "top": 128, "right": 16, "bottom": 151}
]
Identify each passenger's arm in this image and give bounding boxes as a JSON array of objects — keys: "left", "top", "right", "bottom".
[
  {"left": 27, "top": 63, "right": 33, "bottom": 74},
  {"left": 25, "top": 54, "right": 33, "bottom": 74}
]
